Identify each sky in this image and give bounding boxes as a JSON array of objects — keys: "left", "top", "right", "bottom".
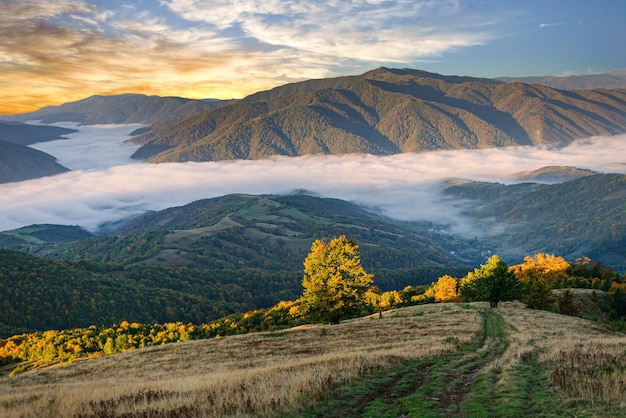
[
  {"left": 1, "top": 0, "right": 625, "bottom": 114},
  {"left": 2, "top": 125, "right": 625, "bottom": 234}
]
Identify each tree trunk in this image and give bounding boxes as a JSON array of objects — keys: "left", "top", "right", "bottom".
[{"left": 490, "top": 300, "right": 499, "bottom": 308}]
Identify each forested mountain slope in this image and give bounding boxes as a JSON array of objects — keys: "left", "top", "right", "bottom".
[
  {"left": 0, "top": 194, "right": 478, "bottom": 336},
  {"left": 129, "top": 67, "right": 626, "bottom": 162},
  {"left": 444, "top": 173, "right": 626, "bottom": 269}
]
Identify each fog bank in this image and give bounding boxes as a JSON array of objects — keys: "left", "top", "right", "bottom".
[{"left": 1, "top": 126, "right": 625, "bottom": 234}]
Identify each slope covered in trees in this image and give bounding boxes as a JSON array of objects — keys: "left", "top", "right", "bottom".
[
  {"left": 128, "top": 67, "right": 626, "bottom": 162},
  {"left": 443, "top": 173, "right": 626, "bottom": 269},
  {"left": 10, "top": 194, "right": 474, "bottom": 289}
]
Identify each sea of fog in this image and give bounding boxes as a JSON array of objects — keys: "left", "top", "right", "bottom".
[{"left": 2, "top": 124, "right": 626, "bottom": 233}]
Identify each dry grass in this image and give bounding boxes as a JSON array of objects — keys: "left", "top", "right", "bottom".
[
  {"left": 3, "top": 300, "right": 624, "bottom": 417},
  {"left": 0, "top": 304, "right": 481, "bottom": 417},
  {"left": 493, "top": 300, "right": 626, "bottom": 413}
]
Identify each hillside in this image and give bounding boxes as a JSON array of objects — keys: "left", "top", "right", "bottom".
[
  {"left": 0, "top": 248, "right": 277, "bottom": 337},
  {"left": 128, "top": 67, "right": 626, "bottom": 163},
  {"left": 12, "top": 193, "right": 475, "bottom": 289},
  {"left": 0, "top": 94, "right": 234, "bottom": 125},
  {"left": 0, "top": 224, "right": 93, "bottom": 250},
  {"left": 0, "top": 141, "right": 69, "bottom": 183},
  {"left": 0, "top": 194, "right": 477, "bottom": 336},
  {"left": 443, "top": 173, "right": 626, "bottom": 269},
  {"left": 1, "top": 302, "right": 624, "bottom": 417},
  {"left": 0, "top": 121, "right": 77, "bottom": 146}
]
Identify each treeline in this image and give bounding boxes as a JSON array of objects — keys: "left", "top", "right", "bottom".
[{"left": 416, "top": 254, "right": 626, "bottom": 321}]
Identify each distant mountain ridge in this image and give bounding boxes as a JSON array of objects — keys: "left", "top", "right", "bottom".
[
  {"left": 0, "top": 94, "right": 234, "bottom": 125},
  {"left": 128, "top": 67, "right": 626, "bottom": 163},
  {"left": 0, "top": 141, "right": 69, "bottom": 183},
  {"left": 497, "top": 68, "right": 626, "bottom": 90},
  {"left": 0, "top": 121, "right": 77, "bottom": 146}
]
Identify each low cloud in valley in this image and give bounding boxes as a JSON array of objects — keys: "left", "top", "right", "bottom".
[{"left": 1, "top": 126, "right": 625, "bottom": 235}]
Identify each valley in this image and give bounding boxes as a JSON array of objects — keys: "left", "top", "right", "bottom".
[{"left": 1, "top": 66, "right": 625, "bottom": 417}]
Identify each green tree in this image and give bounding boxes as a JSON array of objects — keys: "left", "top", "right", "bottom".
[
  {"left": 459, "top": 255, "right": 520, "bottom": 308},
  {"left": 299, "top": 236, "right": 373, "bottom": 324}
]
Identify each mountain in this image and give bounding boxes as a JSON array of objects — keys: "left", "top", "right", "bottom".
[
  {"left": 0, "top": 94, "right": 234, "bottom": 125},
  {"left": 0, "top": 141, "right": 69, "bottom": 183},
  {"left": 443, "top": 173, "right": 626, "bottom": 269},
  {"left": 497, "top": 68, "right": 626, "bottom": 90},
  {"left": 0, "top": 121, "right": 77, "bottom": 146},
  {"left": 128, "top": 67, "right": 626, "bottom": 163}
]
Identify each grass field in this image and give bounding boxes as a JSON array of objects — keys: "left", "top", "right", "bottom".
[{"left": 1, "top": 302, "right": 624, "bottom": 417}]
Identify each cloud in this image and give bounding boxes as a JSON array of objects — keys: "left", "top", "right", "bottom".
[
  {"left": 0, "top": 0, "right": 514, "bottom": 113},
  {"left": 0, "top": 126, "right": 624, "bottom": 235},
  {"left": 539, "top": 22, "right": 564, "bottom": 28}
]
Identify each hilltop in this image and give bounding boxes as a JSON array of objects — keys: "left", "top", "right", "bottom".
[
  {"left": 128, "top": 67, "right": 626, "bottom": 163},
  {"left": 0, "top": 194, "right": 475, "bottom": 336}
]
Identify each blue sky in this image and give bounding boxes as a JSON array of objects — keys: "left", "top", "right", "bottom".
[{"left": 1, "top": 0, "right": 624, "bottom": 113}]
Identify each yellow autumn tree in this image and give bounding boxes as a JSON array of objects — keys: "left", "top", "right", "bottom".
[
  {"left": 299, "top": 236, "right": 373, "bottom": 324},
  {"left": 511, "top": 253, "right": 570, "bottom": 310},
  {"left": 424, "top": 275, "right": 460, "bottom": 302}
]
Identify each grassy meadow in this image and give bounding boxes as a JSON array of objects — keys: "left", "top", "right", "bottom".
[{"left": 1, "top": 301, "right": 625, "bottom": 417}]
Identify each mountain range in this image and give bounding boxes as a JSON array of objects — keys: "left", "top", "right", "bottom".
[
  {"left": 443, "top": 173, "right": 626, "bottom": 269},
  {"left": 128, "top": 67, "right": 626, "bottom": 163},
  {"left": 0, "top": 94, "right": 233, "bottom": 125},
  {"left": 497, "top": 68, "right": 626, "bottom": 90}
]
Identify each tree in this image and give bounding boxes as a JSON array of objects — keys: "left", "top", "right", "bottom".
[
  {"left": 459, "top": 255, "right": 520, "bottom": 308},
  {"left": 428, "top": 275, "right": 460, "bottom": 303},
  {"left": 299, "top": 236, "right": 373, "bottom": 324}
]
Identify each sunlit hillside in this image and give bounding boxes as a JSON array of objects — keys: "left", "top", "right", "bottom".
[{"left": 1, "top": 302, "right": 624, "bottom": 417}]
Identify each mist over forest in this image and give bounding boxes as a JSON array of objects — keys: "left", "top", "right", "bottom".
[{"left": 1, "top": 124, "right": 625, "bottom": 236}]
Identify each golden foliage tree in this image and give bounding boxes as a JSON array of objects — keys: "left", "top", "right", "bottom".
[
  {"left": 299, "top": 236, "right": 373, "bottom": 324},
  {"left": 511, "top": 253, "right": 570, "bottom": 310},
  {"left": 424, "top": 275, "right": 460, "bottom": 302}
]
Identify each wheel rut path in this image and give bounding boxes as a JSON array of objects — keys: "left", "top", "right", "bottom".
[{"left": 324, "top": 309, "right": 509, "bottom": 418}]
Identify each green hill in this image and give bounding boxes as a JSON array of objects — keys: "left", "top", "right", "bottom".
[
  {"left": 444, "top": 173, "right": 626, "bottom": 269},
  {"left": 20, "top": 194, "right": 475, "bottom": 287},
  {"left": 128, "top": 67, "right": 626, "bottom": 162},
  {"left": 0, "top": 194, "right": 477, "bottom": 336}
]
